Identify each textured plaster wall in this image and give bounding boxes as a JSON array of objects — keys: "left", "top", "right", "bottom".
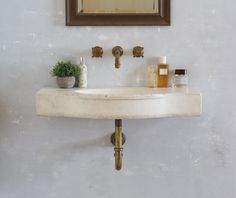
[{"left": 0, "top": 0, "right": 236, "bottom": 198}]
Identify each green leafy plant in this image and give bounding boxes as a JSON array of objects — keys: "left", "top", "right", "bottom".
[{"left": 51, "top": 61, "right": 79, "bottom": 77}]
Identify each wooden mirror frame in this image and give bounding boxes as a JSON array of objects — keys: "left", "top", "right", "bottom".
[{"left": 66, "top": 0, "right": 170, "bottom": 26}]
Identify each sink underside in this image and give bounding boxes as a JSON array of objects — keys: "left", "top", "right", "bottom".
[{"left": 36, "top": 87, "right": 202, "bottom": 119}]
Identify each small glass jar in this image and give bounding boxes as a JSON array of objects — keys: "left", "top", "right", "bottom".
[{"left": 172, "top": 69, "right": 188, "bottom": 88}]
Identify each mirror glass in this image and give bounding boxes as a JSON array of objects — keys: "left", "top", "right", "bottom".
[{"left": 77, "top": 0, "right": 159, "bottom": 14}]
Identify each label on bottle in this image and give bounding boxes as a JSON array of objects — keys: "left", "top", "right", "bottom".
[
  {"left": 159, "top": 68, "right": 168, "bottom": 75},
  {"left": 172, "top": 75, "right": 188, "bottom": 87}
]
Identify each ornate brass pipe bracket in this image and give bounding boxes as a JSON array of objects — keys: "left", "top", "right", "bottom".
[
  {"left": 110, "top": 133, "right": 126, "bottom": 146},
  {"left": 110, "top": 119, "right": 126, "bottom": 170},
  {"left": 112, "top": 46, "right": 123, "bottom": 69}
]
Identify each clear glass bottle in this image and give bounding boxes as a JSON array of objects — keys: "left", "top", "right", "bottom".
[
  {"left": 172, "top": 69, "right": 188, "bottom": 88},
  {"left": 146, "top": 65, "right": 157, "bottom": 88},
  {"left": 78, "top": 57, "right": 87, "bottom": 88}
]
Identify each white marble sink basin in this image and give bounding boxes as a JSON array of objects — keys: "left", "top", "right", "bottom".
[{"left": 36, "top": 87, "right": 202, "bottom": 119}]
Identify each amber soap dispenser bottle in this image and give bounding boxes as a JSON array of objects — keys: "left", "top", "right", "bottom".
[{"left": 157, "top": 56, "right": 169, "bottom": 88}]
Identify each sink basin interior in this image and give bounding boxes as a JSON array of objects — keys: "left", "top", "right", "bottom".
[
  {"left": 75, "top": 87, "right": 161, "bottom": 96},
  {"left": 75, "top": 87, "right": 159, "bottom": 94},
  {"left": 73, "top": 87, "right": 193, "bottom": 99}
]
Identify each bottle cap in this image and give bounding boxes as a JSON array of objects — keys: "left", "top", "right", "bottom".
[
  {"left": 157, "top": 56, "right": 167, "bottom": 64},
  {"left": 175, "top": 69, "right": 187, "bottom": 75},
  {"left": 80, "top": 57, "right": 85, "bottom": 65}
]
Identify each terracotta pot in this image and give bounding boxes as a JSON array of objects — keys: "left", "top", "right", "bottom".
[{"left": 56, "top": 77, "right": 75, "bottom": 88}]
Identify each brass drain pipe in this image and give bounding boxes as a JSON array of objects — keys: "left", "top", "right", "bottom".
[{"left": 111, "top": 119, "right": 126, "bottom": 170}]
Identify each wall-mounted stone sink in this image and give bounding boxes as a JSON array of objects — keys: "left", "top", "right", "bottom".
[
  {"left": 36, "top": 87, "right": 202, "bottom": 119},
  {"left": 36, "top": 87, "right": 202, "bottom": 170}
]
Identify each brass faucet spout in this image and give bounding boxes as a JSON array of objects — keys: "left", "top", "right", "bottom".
[
  {"left": 112, "top": 46, "right": 123, "bottom": 69},
  {"left": 115, "top": 56, "right": 121, "bottom": 69}
]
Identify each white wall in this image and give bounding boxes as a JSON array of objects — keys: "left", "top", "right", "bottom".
[{"left": 0, "top": 0, "right": 236, "bottom": 198}]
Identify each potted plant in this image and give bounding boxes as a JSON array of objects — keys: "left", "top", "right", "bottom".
[{"left": 51, "top": 61, "right": 79, "bottom": 88}]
